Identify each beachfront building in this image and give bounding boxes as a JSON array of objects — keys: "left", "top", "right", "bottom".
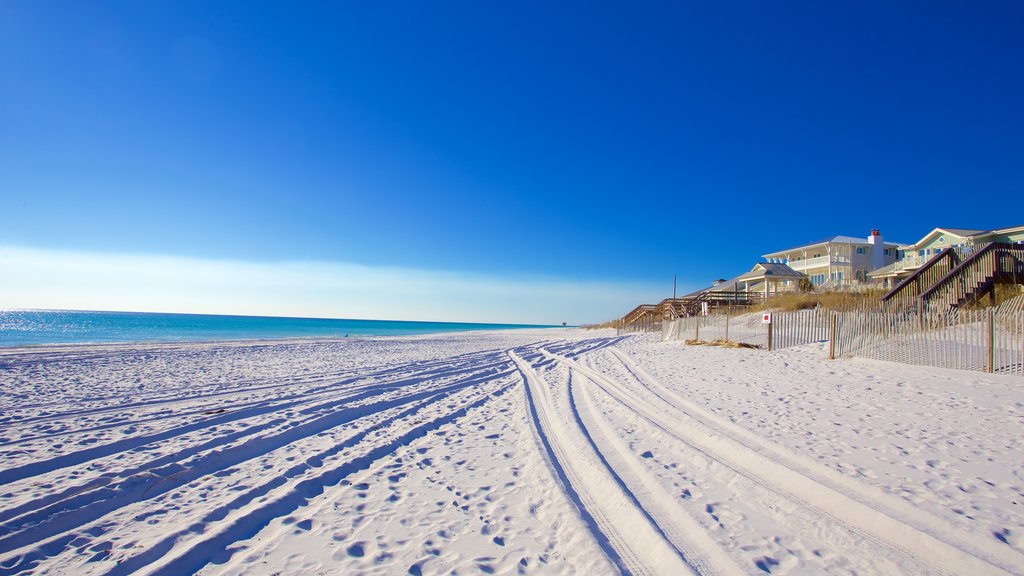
[
  {"left": 762, "top": 230, "right": 902, "bottom": 288},
  {"left": 869, "top": 225, "right": 1024, "bottom": 287},
  {"left": 735, "top": 262, "right": 805, "bottom": 296}
]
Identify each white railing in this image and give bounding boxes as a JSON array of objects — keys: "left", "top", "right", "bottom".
[
  {"left": 890, "top": 246, "right": 974, "bottom": 274},
  {"left": 895, "top": 254, "right": 930, "bottom": 270},
  {"left": 785, "top": 255, "right": 851, "bottom": 272}
]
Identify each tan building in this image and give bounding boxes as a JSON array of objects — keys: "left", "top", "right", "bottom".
[{"left": 762, "top": 230, "right": 903, "bottom": 288}]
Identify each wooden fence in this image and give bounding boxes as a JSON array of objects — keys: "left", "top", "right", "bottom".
[
  {"left": 662, "top": 309, "right": 832, "bottom": 351},
  {"left": 832, "top": 298, "right": 1024, "bottom": 375},
  {"left": 661, "top": 295, "right": 1024, "bottom": 376},
  {"left": 662, "top": 313, "right": 768, "bottom": 347}
]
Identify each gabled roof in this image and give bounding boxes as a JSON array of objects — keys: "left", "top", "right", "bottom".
[
  {"left": 901, "top": 225, "right": 1024, "bottom": 249},
  {"left": 901, "top": 227, "right": 987, "bottom": 249},
  {"left": 939, "top": 228, "right": 986, "bottom": 236},
  {"left": 736, "top": 262, "right": 804, "bottom": 281},
  {"left": 763, "top": 235, "right": 902, "bottom": 257},
  {"left": 682, "top": 261, "right": 806, "bottom": 298}
]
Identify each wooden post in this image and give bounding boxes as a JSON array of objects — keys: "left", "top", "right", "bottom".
[
  {"left": 725, "top": 314, "right": 729, "bottom": 342},
  {"left": 987, "top": 309, "right": 995, "bottom": 373},
  {"left": 767, "top": 318, "right": 773, "bottom": 351},
  {"left": 695, "top": 317, "right": 699, "bottom": 341},
  {"left": 829, "top": 314, "right": 837, "bottom": 360}
]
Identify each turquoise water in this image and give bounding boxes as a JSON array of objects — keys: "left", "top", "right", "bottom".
[{"left": 0, "top": 309, "right": 559, "bottom": 347}]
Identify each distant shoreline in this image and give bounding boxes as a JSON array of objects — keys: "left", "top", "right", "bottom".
[
  {"left": 0, "top": 309, "right": 567, "bottom": 348},
  {"left": 0, "top": 326, "right": 573, "bottom": 351}
]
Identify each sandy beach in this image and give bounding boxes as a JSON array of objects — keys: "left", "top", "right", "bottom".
[{"left": 1, "top": 329, "right": 1023, "bottom": 575}]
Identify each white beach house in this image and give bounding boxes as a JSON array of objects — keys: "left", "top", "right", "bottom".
[{"left": 761, "top": 230, "right": 903, "bottom": 288}]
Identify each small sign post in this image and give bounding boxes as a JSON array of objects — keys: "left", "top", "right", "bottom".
[{"left": 763, "top": 313, "right": 773, "bottom": 351}]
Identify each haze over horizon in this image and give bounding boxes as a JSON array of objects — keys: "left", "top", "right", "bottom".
[{"left": 2, "top": 2, "right": 1022, "bottom": 323}]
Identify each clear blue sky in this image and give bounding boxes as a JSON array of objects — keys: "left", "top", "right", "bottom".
[{"left": 1, "top": 2, "right": 1022, "bottom": 323}]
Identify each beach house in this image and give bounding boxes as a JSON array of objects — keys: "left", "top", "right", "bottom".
[
  {"left": 870, "top": 225, "right": 1024, "bottom": 286},
  {"left": 761, "top": 230, "right": 902, "bottom": 288}
]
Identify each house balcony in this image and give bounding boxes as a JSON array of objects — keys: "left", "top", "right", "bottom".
[
  {"left": 784, "top": 256, "right": 851, "bottom": 272},
  {"left": 891, "top": 249, "right": 969, "bottom": 274},
  {"left": 894, "top": 253, "right": 929, "bottom": 271}
]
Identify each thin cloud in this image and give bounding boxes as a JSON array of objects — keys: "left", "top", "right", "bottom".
[{"left": 0, "top": 245, "right": 665, "bottom": 325}]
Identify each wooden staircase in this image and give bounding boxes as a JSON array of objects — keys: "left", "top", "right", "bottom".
[
  {"left": 882, "top": 243, "right": 1024, "bottom": 311},
  {"left": 620, "top": 304, "right": 660, "bottom": 332},
  {"left": 881, "top": 246, "right": 967, "bottom": 310},
  {"left": 667, "top": 289, "right": 763, "bottom": 318},
  {"left": 919, "top": 243, "right": 1024, "bottom": 310}
]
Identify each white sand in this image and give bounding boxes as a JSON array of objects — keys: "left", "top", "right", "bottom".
[{"left": 1, "top": 329, "right": 1022, "bottom": 575}]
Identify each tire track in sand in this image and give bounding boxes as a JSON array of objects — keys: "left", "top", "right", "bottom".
[
  {"left": 543, "top": 346, "right": 1017, "bottom": 575},
  {"left": 568, "top": 369, "right": 743, "bottom": 576},
  {"left": 510, "top": 349, "right": 696, "bottom": 576}
]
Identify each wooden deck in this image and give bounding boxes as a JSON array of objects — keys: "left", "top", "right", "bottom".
[{"left": 618, "top": 290, "right": 764, "bottom": 333}]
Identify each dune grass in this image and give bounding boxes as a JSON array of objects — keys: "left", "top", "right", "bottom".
[{"left": 755, "top": 289, "right": 887, "bottom": 312}]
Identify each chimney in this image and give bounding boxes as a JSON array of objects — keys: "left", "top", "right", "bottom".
[{"left": 869, "top": 229, "right": 885, "bottom": 270}]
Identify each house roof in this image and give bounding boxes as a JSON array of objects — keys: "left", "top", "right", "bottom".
[
  {"left": 681, "top": 261, "right": 806, "bottom": 298},
  {"left": 763, "top": 235, "right": 903, "bottom": 257},
  {"left": 938, "top": 228, "right": 985, "bottom": 237},
  {"left": 679, "top": 272, "right": 756, "bottom": 298},
  {"left": 901, "top": 227, "right": 991, "bottom": 249},
  {"left": 867, "top": 261, "right": 901, "bottom": 278},
  {"left": 736, "top": 262, "right": 804, "bottom": 281},
  {"left": 900, "top": 225, "right": 1024, "bottom": 249}
]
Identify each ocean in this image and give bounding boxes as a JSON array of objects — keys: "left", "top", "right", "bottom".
[{"left": 0, "top": 309, "right": 560, "bottom": 347}]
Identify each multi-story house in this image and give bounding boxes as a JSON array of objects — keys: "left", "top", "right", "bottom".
[
  {"left": 870, "top": 225, "right": 1024, "bottom": 287},
  {"left": 762, "top": 230, "right": 903, "bottom": 288}
]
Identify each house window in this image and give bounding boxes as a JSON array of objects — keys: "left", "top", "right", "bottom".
[
  {"left": 919, "top": 250, "right": 925, "bottom": 256},
  {"left": 939, "top": 235, "right": 946, "bottom": 244},
  {"left": 856, "top": 247, "right": 865, "bottom": 255}
]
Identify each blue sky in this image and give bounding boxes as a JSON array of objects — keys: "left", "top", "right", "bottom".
[{"left": 1, "top": 2, "right": 1023, "bottom": 323}]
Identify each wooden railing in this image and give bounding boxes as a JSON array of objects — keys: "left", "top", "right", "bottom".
[
  {"left": 919, "top": 243, "right": 1024, "bottom": 310},
  {"left": 881, "top": 248, "right": 962, "bottom": 310},
  {"left": 620, "top": 288, "right": 765, "bottom": 333},
  {"left": 656, "top": 298, "right": 693, "bottom": 320},
  {"left": 619, "top": 304, "right": 660, "bottom": 333}
]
